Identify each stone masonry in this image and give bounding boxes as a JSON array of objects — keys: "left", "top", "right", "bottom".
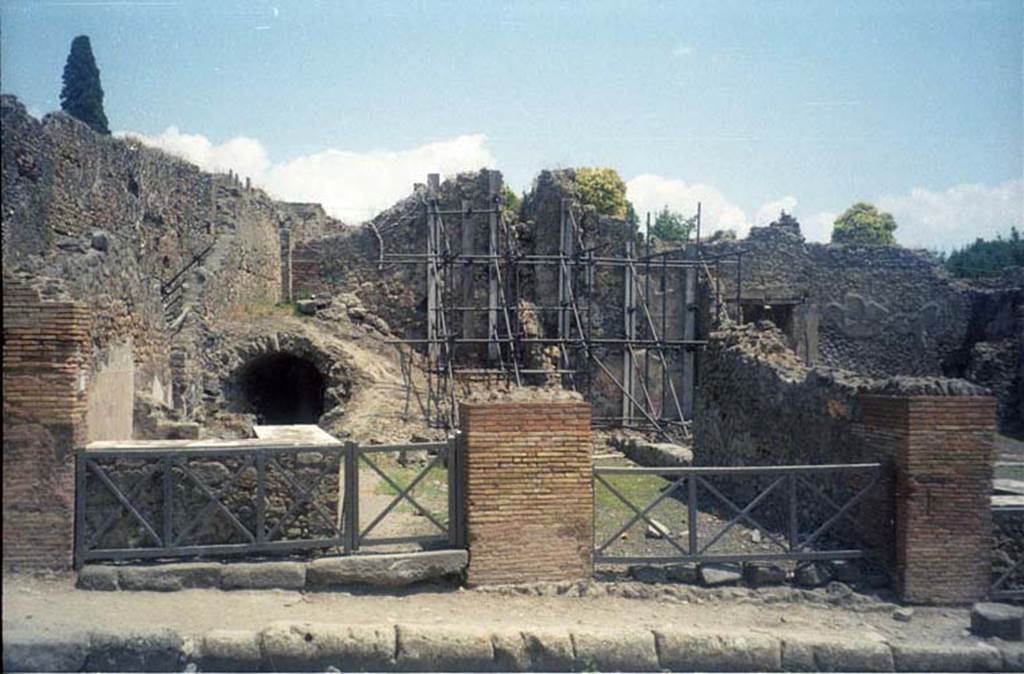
[{"left": 460, "top": 398, "right": 593, "bottom": 585}]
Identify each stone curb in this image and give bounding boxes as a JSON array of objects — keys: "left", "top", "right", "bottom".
[
  {"left": 75, "top": 551, "right": 468, "bottom": 592},
  {"left": 5, "top": 624, "right": 1023, "bottom": 672}
]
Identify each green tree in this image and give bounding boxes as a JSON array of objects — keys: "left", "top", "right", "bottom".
[
  {"left": 945, "top": 228, "right": 1024, "bottom": 278},
  {"left": 649, "top": 205, "right": 696, "bottom": 242},
  {"left": 831, "top": 202, "right": 897, "bottom": 245},
  {"left": 60, "top": 35, "right": 109, "bottom": 135},
  {"left": 502, "top": 185, "right": 521, "bottom": 221},
  {"left": 575, "top": 167, "right": 628, "bottom": 218}
]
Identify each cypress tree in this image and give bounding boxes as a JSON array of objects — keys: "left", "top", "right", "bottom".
[{"left": 60, "top": 35, "right": 110, "bottom": 134}]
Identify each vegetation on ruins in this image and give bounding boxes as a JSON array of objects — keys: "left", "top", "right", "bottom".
[
  {"left": 575, "top": 167, "right": 629, "bottom": 219},
  {"left": 501, "top": 185, "right": 522, "bottom": 222},
  {"left": 944, "top": 227, "right": 1024, "bottom": 278},
  {"left": 649, "top": 205, "right": 697, "bottom": 242},
  {"left": 60, "top": 35, "right": 109, "bottom": 135},
  {"left": 831, "top": 202, "right": 898, "bottom": 245}
]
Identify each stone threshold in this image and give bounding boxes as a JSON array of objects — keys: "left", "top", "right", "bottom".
[
  {"left": 4, "top": 620, "right": 1022, "bottom": 672},
  {"left": 76, "top": 550, "right": 468, "bottom": 592}
]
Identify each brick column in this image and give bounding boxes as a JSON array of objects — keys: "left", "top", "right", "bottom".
[
  {"left": 3, "top": 280, "right": 91, "bottom": 571},
  {"left": 460, "top": 400, "right": 593, "bottom": 585},
  {"left": 860, "top": 395, "right": 996, "bottom": 604}
]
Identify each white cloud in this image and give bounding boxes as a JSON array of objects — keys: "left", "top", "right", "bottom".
[
  {"left": 123, "top": 126, "right": 270, "bottom": 177},
  {"left": 805, "top": 211, "right": 838, "bottom": 244},
  {"left": 754, "top": 196, "right": 798, "bottom": 227},
  {"left": 121, "top": 128, "right": 495, "bottom": 221},
  {"left": 671, "top": 45, "right": 695, "bottom": 58},
  {"left": 877, "top": 179, "right": 1024, "bottom": 250},
  {"left": 626, "top": 174, "right": 749, "bottom": 236}
]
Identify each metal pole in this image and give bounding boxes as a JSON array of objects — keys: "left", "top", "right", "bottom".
[
  {"left": 487, "top": 170, "right": 500, "bottom": 364},
  {"left": 461, "top": 199, "right": 474, "bottom": 354},
  {"left": 644, "top": 214, "right": 652, "bottom": 418},
  {"left": 622, "top": 238, "right": 635, "bottom": 424}
]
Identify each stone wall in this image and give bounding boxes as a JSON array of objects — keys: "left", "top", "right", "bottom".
[
  {"left": 291, "top": 170, "right": 502, "bottom": 357},
  {"left": 2, "top": 277, "right": 90, "bottom": 571},
  {"left": 702, "top": 223, "right": 1022, "bottom": 432},
  {"left": 0, "top": 95, "right": 308, "bottom": 424},
  {"left": 694, "top": 320, "right": 990, "bottom": 468},
  {"left": 460, "top": 397, "right": 593, "bottom": 585}
]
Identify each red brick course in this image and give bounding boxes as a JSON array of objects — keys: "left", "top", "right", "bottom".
[
  {"left": 860, "top": 395, "right": 996, "bottom": 604},
  {"left": 3, "top": 279, "right": 90, "bottom": 571},
  {"left": 460, "top": 401, "right": 593, "bottom": 585}
]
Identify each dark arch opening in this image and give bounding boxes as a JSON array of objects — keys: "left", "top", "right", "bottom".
[{"left": 239, "top": 353, "right": 326, "bottom": 425}]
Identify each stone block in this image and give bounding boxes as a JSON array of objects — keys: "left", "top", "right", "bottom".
[
  {"left": 971, "top": 602, "right": 1024, "bottom": 641},
  {"left": 699, "top": 563, "right": 742, "bottom": 587},
  {"left": 629, "top": 565, "right": 667, "bottom": 584},
  {"left": 2, "top": 632, "right": 91, "bottom": 673},
  {"left": 260, "top": 621, "right": 394, "bottom": 672},
  {"left": 86, "top": 629, "right": 185, "bottom": 672},
  {"left": 794, "top": 562, "right": 832, "bottom": 587},
  {"left": 306, "top": 551, "right": 467, "bottom": 588},
  {"left": 572, "top": 629, "right": 659, "bottom": 672},
  {"left": 395, "top": 625, "right": 493, "bottom": 672},
  {"left": 118, "top": 566, "right": 183, "bottom": 592},
  {"left": 890, "top": 642, "right": 1002, "bottom": 672},
  {"left": 221, "top": 561, "right": 306, "bottom": 590},
  {"left": 490, "top": 631, "right": 529, "bottom": 672},
  {"left": 520, "top": 629, "right": 575, "bottom": 672},
  {"left": 743, "top": 562, "right": 787, "bottom": 587},
  {"left": 666, "top": 563, "right": 700, "bottom": 583},
  {"left": 1000, "top": 645, "right": 1024, "bottom": 671},
  {"left": 77, "top": 565, "right": 119, "bottom": 591},
  {"left": 783, "top": 637, "right": 894, "bottom": 672},
  {"left": 200, "top": 630, "right": 261, "bottom": 672},
  {"left": 654, "top": 630, "right": 781, "bottom": 672},
  {"left": 829, "top": 559, "right": 863, "bottom": 584}
]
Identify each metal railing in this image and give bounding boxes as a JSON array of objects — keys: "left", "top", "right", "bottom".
[
  {"left": 593, "top": 462, "right": 885, "bottom": 565},
  {"left": 991, "top": 504, "right": 1023, "bottom": 601},
  {"left": 74, "top": 438, "right": 462, "bottom": 567}
]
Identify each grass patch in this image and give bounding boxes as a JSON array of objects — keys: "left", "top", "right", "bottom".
[{"left": 365, "top": 453, "right": 448, "bottom": 520}]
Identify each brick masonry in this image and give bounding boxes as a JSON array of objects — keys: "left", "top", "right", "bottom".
[
  {"left": 860, "top": 395, "right": 996, "bottom": 604},
  {"left": 3, "top": 278, "right": 91, "bottom": 571},
  {"left": 460, "top": 401, "right": 593, "bottom": 585}
]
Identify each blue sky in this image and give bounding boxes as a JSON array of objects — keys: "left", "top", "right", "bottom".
[{"left": 2, "top": 0, "right": 1021, "bottom": 247}]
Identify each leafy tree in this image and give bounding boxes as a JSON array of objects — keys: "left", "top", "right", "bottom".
[
  {"left": 649, "top": 205, "right": 696, "bottom": 242},
  {"left": 831, "top": 202, "right": 897, "bottom": 245},
  {"left": 945, "top": 228, "right": 1024, "bottom": 278},
  {"left": 60, "top": 35, "right": 109, "bottom": 134},
  {"left": 502, "top": 185, "right": 521, "bottom": 221},
  {"left": 575, "top": 167, "right": 628, "bottom": 219}
]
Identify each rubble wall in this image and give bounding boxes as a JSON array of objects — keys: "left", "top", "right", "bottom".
[
  {"left": 1, "top": 95, "right": 330, "bottom": 426},
  {"left": 693, "top": 320, "right": 990, "bottom": 468},
  {"left": 704, "top": 225, "right": 1022, "bottom": 432}
]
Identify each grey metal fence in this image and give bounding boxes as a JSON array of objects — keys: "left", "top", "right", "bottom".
[
  {"left": 990, "top": 503, "right": 1023, "bottom": 601},
  {"left": 593, "top": 463, "right": 886, "bottom": 565},
  {"left": 74, "top": 438, "right": 463, "bottom": 567}
]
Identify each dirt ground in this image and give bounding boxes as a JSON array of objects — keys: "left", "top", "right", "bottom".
[{"left": 1, "top": 573, "right": 985, "bottom": 651}]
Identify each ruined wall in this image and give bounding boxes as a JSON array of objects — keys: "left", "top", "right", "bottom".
[
  {"left": 1, "top": 95, "right": 293, "bottom": 425},
  {"left": 291, "top": 170, "right": 501, "bottom": 353},
  {"left": 694, "top": 319, "right": 991, "bottom": 468},
  {"left": 704, "top": 223, "right": 1022, "bottom": 432}
]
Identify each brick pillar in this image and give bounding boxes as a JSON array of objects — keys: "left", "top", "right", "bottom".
[
  {"left": 280, "top": 227, "right": 293, "bottom": 303},
  {"left": 3, "top": 280, "right": 91, "bottom": 571},
  {"left": 860, "top": 395, "right": 996, "bottom": 604},
  {"left": 460, "top": 400, "right": 593, "bottom": 585}
]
